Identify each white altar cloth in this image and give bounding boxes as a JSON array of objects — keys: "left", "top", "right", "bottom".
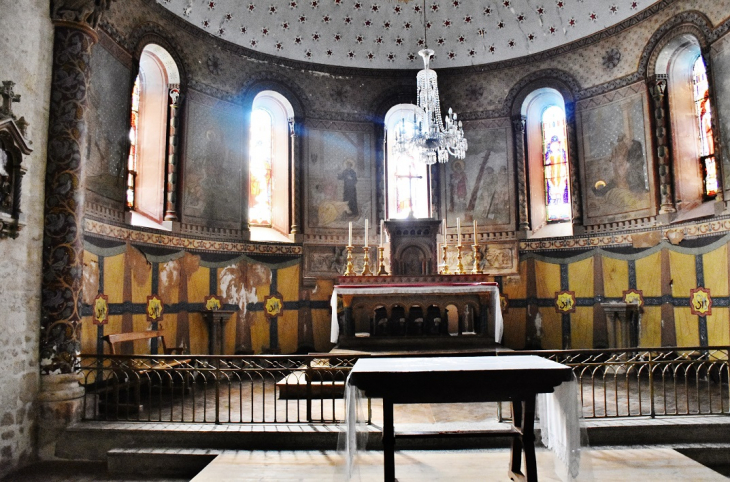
[{"left": 330, "top": 283, "right": 503, "bottom": 344}]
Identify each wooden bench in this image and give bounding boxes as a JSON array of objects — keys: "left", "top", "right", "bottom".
[{"left": 94, "top": 330, "right": 190, "bottom": 417}]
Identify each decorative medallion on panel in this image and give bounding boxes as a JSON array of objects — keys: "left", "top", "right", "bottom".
[
  {"left": 264, "top": 292, "right": 284, "bottom": 319},
  {"left": 622, "top": 289, "right": 644, "bottom": 308},
  {"left": 689, "top": 287, "right": 712, "bottom": 316},
  {"left": 146, "top": 295, "right": 164, "bottom": 322},
  {"left": 555, "top": 290, "right": 577, "bottom": 314},
  {"left": 93, "top": 293, "right": 109, "bottom": 324},
  {"left": 204, "top": 294, "right": 223, "bottom": 311}
]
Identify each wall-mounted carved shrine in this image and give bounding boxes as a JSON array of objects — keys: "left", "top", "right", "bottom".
[{"left": 0, "top": 81, "right": 31, "bottom": 239}]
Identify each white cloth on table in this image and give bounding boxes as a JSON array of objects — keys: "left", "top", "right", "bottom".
[
  {"left": 330, "top": 284, "right": 503, "bottom": 344},
  {"left": 537, "top": 376, "right": 583, "bottom": 481}
]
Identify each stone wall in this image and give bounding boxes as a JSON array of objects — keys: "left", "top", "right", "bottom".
[{"left": 0, "top": 0, "right": 54, "bottom": 477}]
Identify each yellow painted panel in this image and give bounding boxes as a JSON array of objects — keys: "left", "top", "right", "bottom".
[
  {"left": 539, "top": 307, "right": 562, "bottom": 349},
  {"left": 159, "top": 314, "right": 178, "bottom": 353},
  {"left": 132, "top": 314, "right": 152, "bottom": 354},
  {"left": 278, "top": 310, "right": 298, "bottom": 354},
  {"left": 669, "top": 251, "right": 697, "bottom": 298},
  {"left": 502, "top": 261, "right": 528, "bottom": 299},
  {"left": 639, "top": 307, "right": 662, "bottom": 348},
  {"left": 159, "top": 259, "right": 180, "bottom": 305},
  {"left": 603, "top": 257, "right": 628, "bottom": 299},
  {"left": 312, "top": 279, "right": 334, "bottom": 301},
  {"left": 103, "top": 315, "right": 124, "bottom": 344},
  {"left": 707, "top": 309, "right": 730, "bottom": 347},
  {"left": 535, "top": 261, "right": 561, "bottom": 299},
  {"left": 568, "top": 258, "right": 593, "bottom": 298},
  {"left": 702, "top": 244, "right": 728, "bottom": 296},
  {"left": 188, "top": 313, "right": 208, "bottom": 355},
  {"left": 188, "top": 266, "right": 210, "bottom": 306},
  {"left": 674, "top": 307, "right": 699, "bottom": 347},
  {"left": 131, "top": 265, "right": 151, "bottom": 305},
  {"left": 570, "top": 307, "right": 593, "bottom": 349},
  {"left": 502, "top": 308, "right": 526, "bottom": 350},
  {"left": 249, "top": 312, "right": 270, "bottom": 353},
  {"left": 313, "top": 310, "right": 333, "bottom": 351},
  {"left": 635, "top": 252, "right": 661, "bottom": 298},
  {"left": 277, "top": 265, "right": 300, "bottom": 301},
  {"left": 224, "top": 312, "right": 238, "bottom": 354},
  {"left": 80, "top": 317, "right": 97, "bottom": 355},
  {"left": 104, "top": 254, "right": 126, "bottom": 304}
]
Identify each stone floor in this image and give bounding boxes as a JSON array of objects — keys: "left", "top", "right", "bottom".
[{"left": 3, "top": 447, "right": 727, "bottom": 482}]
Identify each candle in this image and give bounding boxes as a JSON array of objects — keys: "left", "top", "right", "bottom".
[
  {"left": 364, "top": 219, "right": 369, "bottom": 248},
  {"left": 348, "top": 222, "right": 352, "bottom": 246},
  {"left": 442, "top": 219, "right": 447, "bottom": 245},
  {"left": 457, "top": 218, "right": 461, "bottom": 247},
  {"left": 380, "top": 220, "right": 384, "bottom": 248},
  {"left": 473, "top": 219, "right": 478, "bottom": 243}
]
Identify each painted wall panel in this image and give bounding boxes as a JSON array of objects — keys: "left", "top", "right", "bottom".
[
  {"left": 635, "top": 252, "right": 661, "bottom": 297},
  {"left": 675, "top": 308, "right": 700, "bottom": 347},
  {"left": 603, "top": 257, "right": 628, "bottom": 299},
  {"left": 535, "top": 261, "right": 560, "bottom": 299},
  {"left": 569, "top": 257, "right": 593, "bottom": 298},
  {"left": 639, "top": 307, "right": 661, "bottom": 347}
]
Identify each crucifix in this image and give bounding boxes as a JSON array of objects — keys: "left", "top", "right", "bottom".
[
  {"left": 1, "top": 81, "right": 21, "bottom": 119},
  {"left": 395, "top": 165, "right": 423, "bottom": 216}
]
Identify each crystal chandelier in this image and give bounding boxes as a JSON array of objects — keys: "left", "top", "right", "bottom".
[{"left": 394, "top": 3, "right": 467, "bottom": 165}]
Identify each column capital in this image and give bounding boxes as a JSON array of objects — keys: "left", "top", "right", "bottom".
[{"left": 51, "top": 0, "right": 116, "bottom": 36}]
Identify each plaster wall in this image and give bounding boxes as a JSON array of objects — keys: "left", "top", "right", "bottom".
[{"left": 0, "top": 0, "right": 53, "bottom": 476}]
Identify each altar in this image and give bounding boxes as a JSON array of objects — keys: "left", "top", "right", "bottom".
[{"left": 330, "top": 277, "right": 503, "bottom": 349}]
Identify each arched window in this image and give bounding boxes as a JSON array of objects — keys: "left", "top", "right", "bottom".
[
  {"left": 657, "top": 34, "right": 719, "bottom": 210},
  {"left": 522, "top": 88, "right": 572, "bottom": 236},
  {"left": 249, "top": 91, "right": 293, "bottom": 237},
  {"left": 692, "top": 57, "right": 718, "bottom": 198},
  {"left": 384, "top": 104, "right": 430, "bottom": 219},
  {"left": 126, "top": 44, "right": 180, "bottom": 228}
]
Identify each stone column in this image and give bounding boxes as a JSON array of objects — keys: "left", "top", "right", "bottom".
[
  {"left": 289, "top": 116, "right": 301, "bottom": 238},
  {"left": 512, "top": 115, "right": 530, "bottom": 231},
  {"left": 164, "top": 85, "right": 181, "bottom": 221},
  {"left": 38, "top": 0, "right": 113, "bottom": 458},
  {"left": 648, "top": 74, "right": 676, "bottom": 214},
  {"left": 41, "top": 1, "right": 112, "bottom": 374}
]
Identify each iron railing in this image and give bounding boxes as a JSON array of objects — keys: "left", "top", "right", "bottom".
[{"left": 79, "top": 346, "right": 729, "bottom": 423}]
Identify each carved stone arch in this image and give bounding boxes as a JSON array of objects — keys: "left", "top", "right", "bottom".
[
  {"left": 371, "top": 87, "right": 417, "bottom": 222},
  {"left": 640, "top": 11, "right": 713, "bottom": 78},
  {"left": 239, "top": 74, "right": 308, "bottom": 117},
  {"left": 506, "top": 71, "right": 582, "bottom": 231},
  {"left": 126, "top": 22, "right": 191, "bottom": 86}
]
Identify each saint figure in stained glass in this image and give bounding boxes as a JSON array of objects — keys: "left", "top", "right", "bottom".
[
  {"left": 126, "top": 76, "right": 140, "bottom": 209},
  {"left": 541, "top": 105, "right": 571, "bottom": 222}
]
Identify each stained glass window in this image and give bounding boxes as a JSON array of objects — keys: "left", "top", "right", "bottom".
[
  {"left": 249, "top": 108, "right": 273, "bottom": 225},
  {"left": 541, "top": 105, "right": 571, "bottom": 222},
  {"left": 692, "top": 56, "right": 718, "bottom": 198},
  {"left": 386, "top": 107, "right": 429, "bottom": 219},
  {"left": 126, "top": 75, "right": 140, "bottom": 210}
]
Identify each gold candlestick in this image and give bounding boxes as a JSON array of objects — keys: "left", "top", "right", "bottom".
[
  {"left": 361, "top": 246, "right": 373, "bottom": 276},
  {"left": 344, "top": 246, "right": 356, "bottom": 276},
  {"left": 472, "top": 244, "right": 483, "bottom": 274},
  {"left": 456, "top": 245, "right": 465, "bottom": 275},
  {"left": 376, "top": 246, "right": 389, "bottom": 276},
  {"left": 440, "top": 244, "right": 450, "bottom": 275}
]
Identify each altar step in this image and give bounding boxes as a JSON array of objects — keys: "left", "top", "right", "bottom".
[{"left": 335, "top": 334, "right": 502, "bottom": 352}]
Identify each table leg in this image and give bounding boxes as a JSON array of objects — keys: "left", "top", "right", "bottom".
[
  {"left": 382, "top": 397, "right": 395, "bottom": 482},
  {"left": 522, "top": 397, "right": 538, "bottom": 482},
  {"left": 509, "top": 400, "right": 524, "bottom": 480}
]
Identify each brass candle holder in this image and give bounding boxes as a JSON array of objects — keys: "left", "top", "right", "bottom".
[
  {"left": 472, "top": 243, "right": 483, "bottom": 274},
  {"left": 361, "top": 246, "right": 373, "bottom": 276},
  {"left": 440, "top": 244, "right": 450, "bottom": 275},
  {"left": 376, "top": 246, "right": 389, "bottom": 276},
  {"left": 455, "top": 245, "right": 465, "bottom": 275},
  {"left": 344, "top": 246, "right": 356, "bottom": 276}
]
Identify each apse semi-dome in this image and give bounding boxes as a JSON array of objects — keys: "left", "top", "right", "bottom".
[{"left": 159, "top": 0, "right": 660, "bottom": 69}]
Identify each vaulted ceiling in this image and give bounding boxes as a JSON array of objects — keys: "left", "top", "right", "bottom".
[{"left": 159, "top": 0, "right": 660, "bottom": 69}]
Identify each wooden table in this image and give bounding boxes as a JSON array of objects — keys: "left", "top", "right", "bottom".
[{"left": 348, "top": 355, "right": 573, "bottom": 482}]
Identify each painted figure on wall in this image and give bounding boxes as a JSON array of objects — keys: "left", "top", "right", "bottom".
[
  {"left": 445, "top": 128, "right": 510, "bottom": 226},
  {"left": 583, "top": 93, "right": 651, "bottom": 219},
  {"left": 337, "top": 159, "right": 359, "bottom": 216}
]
